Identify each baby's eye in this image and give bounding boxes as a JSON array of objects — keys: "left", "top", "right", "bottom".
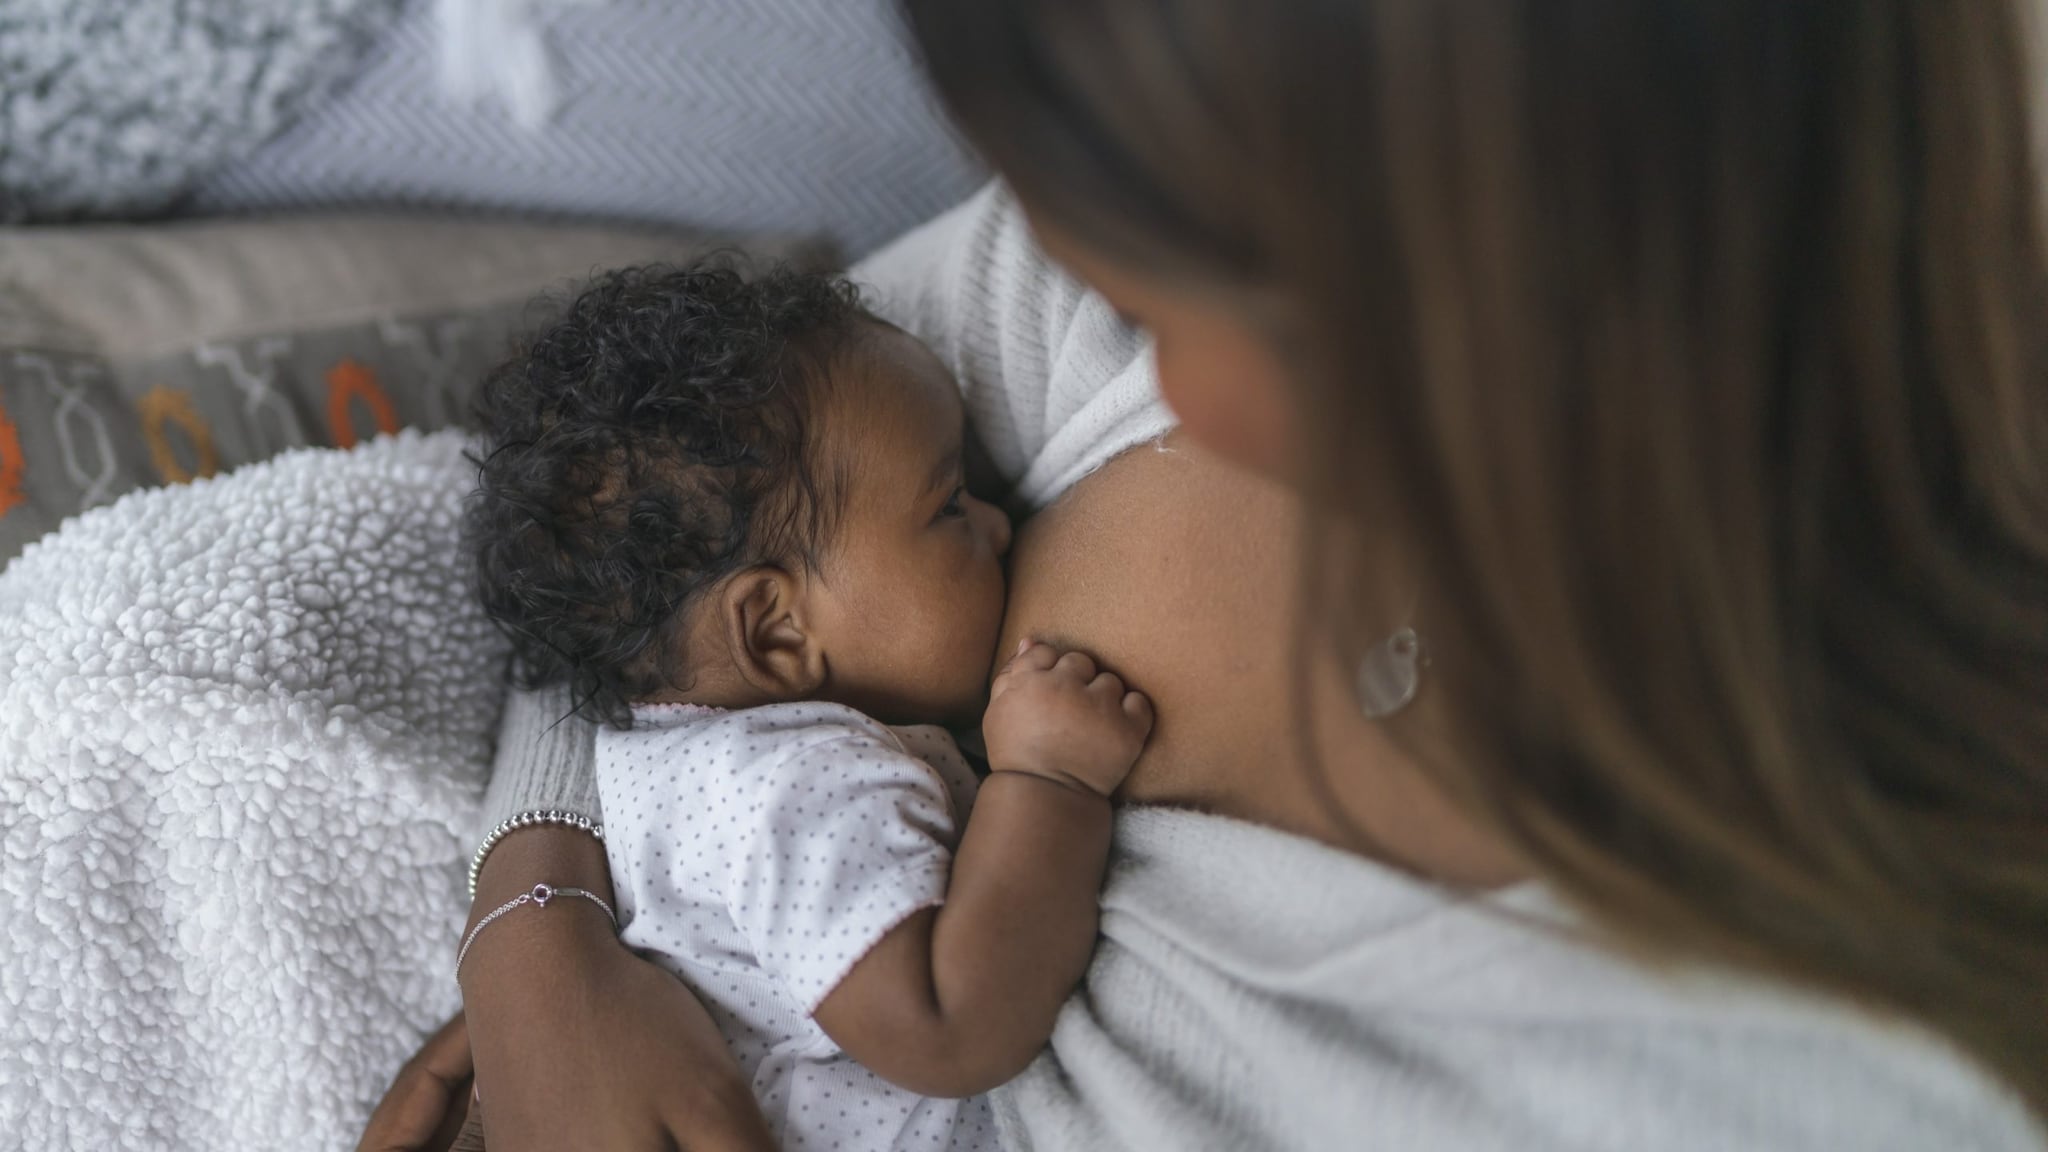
[{"left": 938, "top": 486, "right": 967, "bottom": 519}]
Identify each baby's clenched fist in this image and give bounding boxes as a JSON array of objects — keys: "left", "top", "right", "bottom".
[{"left": 982, "top": 640, "right": 1154, "bottom": 798}]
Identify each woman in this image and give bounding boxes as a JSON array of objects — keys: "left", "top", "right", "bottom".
[{"left": 365, "top": 2, "right": 2048, "bottom": 1148}]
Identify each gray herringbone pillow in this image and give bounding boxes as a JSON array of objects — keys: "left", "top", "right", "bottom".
[{"left": 194, "top": 0, "right": 985, "bottom": 258}]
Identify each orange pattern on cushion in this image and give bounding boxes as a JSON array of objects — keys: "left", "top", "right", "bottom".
[
  {"left": 0, "top": 398, "right": 22, "bottom": 518},
  {"left": 326, "top": 359, "right": 400, "bottom": 449},
  {"left": 138, "top": 387, "right": 221, "bottom": 485}
]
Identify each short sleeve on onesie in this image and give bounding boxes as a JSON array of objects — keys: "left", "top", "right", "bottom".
[
  {"left": 726, "top": 715, "right": 961, "bottom": 1012},
  {"left": 597, "top": 695, "right": 994, "bottom": 1152}
]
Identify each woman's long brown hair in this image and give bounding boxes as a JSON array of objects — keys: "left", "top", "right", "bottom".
[{"left": 907, "top": 0, "right": 2048, "bottom": 1119}]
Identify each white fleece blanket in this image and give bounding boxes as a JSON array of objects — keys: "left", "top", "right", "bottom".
[{"left": 0, "top": 430, "right": 495, "bottom": 1150}]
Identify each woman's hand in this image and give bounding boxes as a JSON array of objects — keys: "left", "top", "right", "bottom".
[
  {"left": 357, "top": 1013, "right": 478, "bottom": 1152},
  {"left": 454, "top": 827, "right": 775, "bottom": 1151}
]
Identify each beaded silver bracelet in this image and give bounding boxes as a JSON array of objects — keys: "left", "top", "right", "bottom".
[
  {"left": 468, "top": 809, "right": 604, "bottom": 899},
  {"left": 455, "top": 883, "right": 617, "bottom": 980}
]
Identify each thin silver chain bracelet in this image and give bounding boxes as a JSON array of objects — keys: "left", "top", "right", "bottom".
[
  {"left": 455, "top": 883, "right": 617, "bottom": 980},
  {"left": 468, "top": 809, "right": 604, "bottom": 899}
]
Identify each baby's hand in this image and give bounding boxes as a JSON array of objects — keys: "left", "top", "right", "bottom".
[{"left": 982, "top": 640, "right": 1154, "bottom": 798}]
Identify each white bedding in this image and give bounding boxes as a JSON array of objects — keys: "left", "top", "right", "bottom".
[{"left": 0, "top": 430, "right": 492, "bottom": 1149}]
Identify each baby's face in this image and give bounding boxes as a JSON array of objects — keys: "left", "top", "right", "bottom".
[{"left": 806, "top": 324, "right": 1012, "bottom": 726}]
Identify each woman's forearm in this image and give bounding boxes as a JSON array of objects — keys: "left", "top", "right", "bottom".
[
  {"left": 466, "top": 824, "right": 616, "bottom": 934},
  {"left": 479, "top": 683, "right": 602, "bottom": 835},
  {"left": 472, "top": 684, "right": 607, "bottom": 897},
  {"left": 457, "top": 820, "right": 773, "bottom": 1151}
]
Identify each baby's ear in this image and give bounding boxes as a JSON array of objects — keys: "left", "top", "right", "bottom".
[{"left": 720, "top": 566, "right": 826, "bottom": 699}]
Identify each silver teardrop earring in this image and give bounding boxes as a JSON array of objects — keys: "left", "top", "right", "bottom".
[{"left": 1356, "top": 624, "right": 1427, "bottom": 719}]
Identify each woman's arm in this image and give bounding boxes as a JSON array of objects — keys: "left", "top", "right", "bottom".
[
  {"left": 455, "top": 684, "right": 773, "bottom": 1150},
  {"left": 855, "top": 182, "right": 1174, "bottom": 511},
  {"left": 475, "top": 684, "right": 603, "bottom": 846},
  {"left": 362, "top": 832, "right": 773, "bottom": 1152},
  {"left": 456, "top": 825, "right": 773, "bottom": 1151}
]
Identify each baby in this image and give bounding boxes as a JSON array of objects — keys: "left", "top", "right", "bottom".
[{"left": 466, "top": 261, "right": 1152, "bottom": 1151}]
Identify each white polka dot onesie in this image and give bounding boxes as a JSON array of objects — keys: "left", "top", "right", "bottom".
[{"left": 596, "top": 700, "right": 997, "bottom": 1152}]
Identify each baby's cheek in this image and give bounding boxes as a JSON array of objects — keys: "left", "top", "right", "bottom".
[
  {"left": 945, "top": 584, "right": 1006, "bottom": 696},
  {"left": 972, "top": 566, "right": 1009, "bottom": 663}
]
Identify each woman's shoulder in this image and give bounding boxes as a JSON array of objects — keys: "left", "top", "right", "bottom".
[{"left": 854, "top": 181, "right": 1173, "bottom": 509}]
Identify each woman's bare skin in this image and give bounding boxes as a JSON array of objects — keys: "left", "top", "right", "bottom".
[{"left": 1000, "top": 431, "right": 1524, "bottom": 887}]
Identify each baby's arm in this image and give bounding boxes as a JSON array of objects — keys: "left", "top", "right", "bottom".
[{"left": 810, "top": 641, "right": 1152, "bottom": 1098}]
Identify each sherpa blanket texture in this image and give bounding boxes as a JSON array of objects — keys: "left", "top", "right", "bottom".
[
  {"left": 0, "top": 430, "right": 494, "bottom": 1148},
  {"left": 0, "top": 0, "right": 406, "bottom": 221}
]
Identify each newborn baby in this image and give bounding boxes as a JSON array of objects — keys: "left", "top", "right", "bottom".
[{"left": 466, "top": 262, "right": 1152, "bottom": 1151}]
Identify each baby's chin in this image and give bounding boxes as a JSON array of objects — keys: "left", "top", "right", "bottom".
[{"left": 850, "top": 659, "right": 992, "bottom": 730}]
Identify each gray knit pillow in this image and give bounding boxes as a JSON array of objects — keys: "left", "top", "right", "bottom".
[{"left": 0, "top": 0, "right": 406, "bottom": 222}]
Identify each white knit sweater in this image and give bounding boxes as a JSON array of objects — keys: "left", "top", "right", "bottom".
[{"left": 481, "top": 184, "right": 2041, "bottom": 1152}]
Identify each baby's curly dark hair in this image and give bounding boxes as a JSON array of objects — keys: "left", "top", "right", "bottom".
[{"left": 466, "top": 258, "right": 871, "bottom": 727}]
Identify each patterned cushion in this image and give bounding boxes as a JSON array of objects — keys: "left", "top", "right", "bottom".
[{"left": 0, "top": 213, "right": 825, "bottom": 568}]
